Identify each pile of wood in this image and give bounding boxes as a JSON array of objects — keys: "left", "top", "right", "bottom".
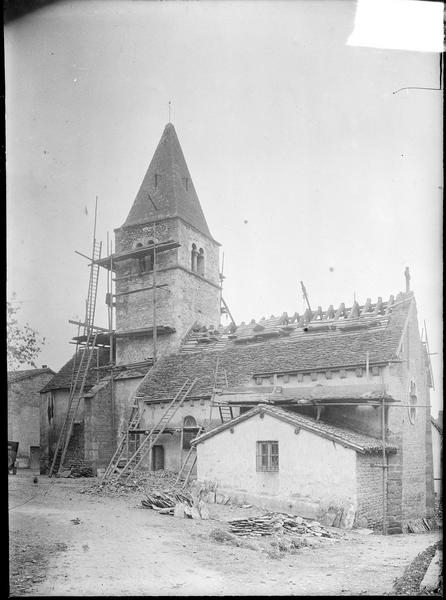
[
  {"left": 406, "top": 518, "right": 434, "bottom": 534},
  {"left": 228, "top": 513, "right": 283, "bottom": 537},
  {"left": 228, "top": 513, "right": 334, "bottom": 538},
  {"left": 141, "top": 490, "right": 193, "bottom": 513}
]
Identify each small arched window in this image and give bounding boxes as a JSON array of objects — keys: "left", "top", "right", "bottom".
[
  {"left": 408, "top": 380, "right": 417, "bottom": 424},
  {"left": 182, "top": 415, "right": 199, "bottom": 450},
  {"left": 197, "top": 248, "right": 205, "bottom": 276},
  {"left": 191, "top": 243, "right": 198, "bottom": 272}
]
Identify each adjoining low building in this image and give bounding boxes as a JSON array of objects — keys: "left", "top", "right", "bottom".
[
  {"left": 431, "top": 411, "right": 442, "bottom": 498},
  {"left": 8, "top": 367, "right": 55, "bottom": 468},
  {"left": 39, "top": 348, "right": 109, "bottom": 474},
  {"left": 192, "top": 404, "right": 398, "bottom": 527}
]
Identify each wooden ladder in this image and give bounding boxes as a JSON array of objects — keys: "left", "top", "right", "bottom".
[
  {"left": 48, "top": 332, "right": 99, "bottom": 476},
  {"left": 102, "top": 401, "right": 145, "bottom": 480},
  {"left": 49, "top": 238, "right": 102, "bottom": 477},
  {"left": 212, "top": 359, "right": 234, "bottom": 424},
  {"left": 175, "top": 424, "right": 205, "bottom": 488},
  {"left": 117, "top": 378, "right": 199, "bottom": 482}
]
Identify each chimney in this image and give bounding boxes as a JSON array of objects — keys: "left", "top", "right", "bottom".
[{"left": 41, "top": 365, "right": 47, "bottom": 369}]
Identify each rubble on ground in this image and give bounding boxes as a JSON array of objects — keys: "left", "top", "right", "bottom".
[
  {"left": 58, "top": 459, "right": 94, "bottom": 478},
  {"left": 82, "top": 469, "right": 181, "bottom": 496},
  {"left": 141, "top": 490, "right": 193, "bottom": 511},
  {"left": 227, "top": 513, "right": 337, "bottom": 538},
  {"left": 390, "top": 541, "right": 442, "bottom": 596}
]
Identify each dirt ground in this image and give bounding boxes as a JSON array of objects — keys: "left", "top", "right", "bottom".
[{"left": 9, "top": 470, "right": 441, "bottom": 596}]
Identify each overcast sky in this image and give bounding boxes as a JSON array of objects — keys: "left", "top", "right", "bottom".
[{"left": 5, "top": 0, "right": 443, "bottom": 415}]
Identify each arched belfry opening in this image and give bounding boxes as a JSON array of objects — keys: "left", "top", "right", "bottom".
[
  {"left": 136, "top": 241, "right": 154, "bottom": 274},
  {"left": 197, "top": 248, "right": 205, "bottom": 276},
  {"left": 191, "top": 243, "right": 198, "bottom": 272},
  {"left": 182, "top": 415, "right": 199, "bottom": 449}
]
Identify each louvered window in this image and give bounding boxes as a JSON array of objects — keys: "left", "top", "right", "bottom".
[{"left": 256, "top": 441, "right": 279, "bottom": 472}]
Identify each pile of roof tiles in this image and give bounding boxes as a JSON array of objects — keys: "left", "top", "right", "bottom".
[
  {"left": 228, "top": 513, "right": 334, "bottom": 538},
  {"left": 141, "top": 490, "right": 193, "bottom": 512}
]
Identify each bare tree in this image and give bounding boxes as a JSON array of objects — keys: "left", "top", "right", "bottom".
[{"left": 7, "top": 293, "right": 45, "bottom": 371}]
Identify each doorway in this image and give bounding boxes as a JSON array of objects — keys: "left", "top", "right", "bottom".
[
  {"left": 151, "top": 445, "right": 164, "bottom": 471},
  {"left": 30, "top": 446, "right": 40, "bottom": 470}
]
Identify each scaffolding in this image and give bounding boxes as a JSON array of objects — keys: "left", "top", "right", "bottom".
[{"left": 49, "top": 200, "right": 102, "bottom": 476}]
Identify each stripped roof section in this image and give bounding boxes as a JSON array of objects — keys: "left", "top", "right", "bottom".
[
  {"left": 179, "top": 293, "right": 409, "bottom": 353},
  {"left": 192, "top": 404, "right": 397, "bottom": 454},
  {"left": 138, "top": 293, "right": 412, "bottom": 402},
  {"left": 8, "top": 367, "right": 55, "bottom": 385},
  {"left": 122, "top": 123, "right": 213, "bottom": 239}
]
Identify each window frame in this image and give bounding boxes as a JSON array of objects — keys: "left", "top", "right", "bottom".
[{"left": 256, "top": 440, "right": 279, "bottom": 472}]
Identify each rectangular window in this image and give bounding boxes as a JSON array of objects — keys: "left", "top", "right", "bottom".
[{"left": 256, "top": 441, "right": 279, "bottom": 472}]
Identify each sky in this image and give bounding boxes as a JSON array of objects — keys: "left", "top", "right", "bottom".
[{"left": 5, "top": 0, "right": 443, "bottom": 416}]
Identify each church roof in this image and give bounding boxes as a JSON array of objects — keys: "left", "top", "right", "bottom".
[
  {"left": 122, "top": 123, "right": 213, "bottom": 239},
  {"left": 137, "top": 292, "right": 414, "bottom": 402},
  {"left": 40, "top": 348, "right": 110, "bottom": 393}
]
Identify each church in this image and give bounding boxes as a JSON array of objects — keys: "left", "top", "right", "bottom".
[{"left": 40, "top": 123, "right": 436, "bottom": 532}]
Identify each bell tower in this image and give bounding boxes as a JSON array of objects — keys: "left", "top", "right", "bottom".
[{"left": 112, "top": 123, "right": 221, "bottom": 366}]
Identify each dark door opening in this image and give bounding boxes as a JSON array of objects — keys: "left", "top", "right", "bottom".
[
  {"left": 30, "top": 446, "right": 40, "bottom": 470},
  {"left": 151, "top": 445, "right": 164, "bottom": 471}
]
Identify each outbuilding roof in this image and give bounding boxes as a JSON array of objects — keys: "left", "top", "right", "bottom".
[
  {"left": 138, "top": 294, "right": 413, "bottom": 402},
  {"left": 8, "top": 367, "right": 55, "bottom": 385},
  {"left": 192, "top": 404, "right": 397, "bottom": 454}
]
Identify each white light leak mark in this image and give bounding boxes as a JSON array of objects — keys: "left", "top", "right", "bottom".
[
  {"left": 73, "top": 78, "right": 77, "bottom": 83},
  {"left": 348, "top": 0, "right": 444, "bottom": 53}
]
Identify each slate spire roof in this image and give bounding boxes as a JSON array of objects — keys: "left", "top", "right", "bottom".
[{"left": 123, "top": 123, "right": 213, "bottom": 239}]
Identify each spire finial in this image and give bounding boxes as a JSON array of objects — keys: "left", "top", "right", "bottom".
[
  {"left": 168, "top": 100, "right": 172, "bottom": 123},
  {"left": 404, "top": 266, "right": 410, "bottom": 292}
]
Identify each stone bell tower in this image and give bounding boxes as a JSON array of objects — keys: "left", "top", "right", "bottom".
[{"left": 112, "top": 123, "right": 221, "bottom": 366}]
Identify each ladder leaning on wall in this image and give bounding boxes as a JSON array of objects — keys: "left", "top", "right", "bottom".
[
  {"left": 175, "top": 358, "right": 233, "bottom": 488},
  {"left": 48, "top": 237, "right": 102, "bottom": 477},
  {"left": 113, "top": 377, "right": 199, "bottom": 482},
  {"left": 102, "top": 400, "right": 146, "bottom": 480}
]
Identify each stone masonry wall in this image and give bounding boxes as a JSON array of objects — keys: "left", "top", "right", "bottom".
[
  {"left": 8, "top": 372, "right": 54, "bottom": 467},
  {"left": 385, "top": 300, "right": 434, "bottom": 528},
  {"left": 39, "top": 389, "right": 85, "bottom": 473},
  {"left": 84, "top": 380, "right": 115, "bottom": 468},
  {"left": 355, "top": 452, "right": 384, "bottom": 530},
  {"left": 424, "top": 404, "right": 435, "bottom": 517},
  {"left": 64, "top": 423, "right": 84, "bottom": 466},
  {"left": 114, "top": 218, "right": 220, "bottom": 365}
]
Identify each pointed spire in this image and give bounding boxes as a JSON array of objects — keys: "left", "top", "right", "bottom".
[{"left": 123, "top": 123, "right": 213, "bottom": 238}]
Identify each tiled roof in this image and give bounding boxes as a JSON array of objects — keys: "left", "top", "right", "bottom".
[
  {"left": 192, "top": 404, "right": 397, "bottom": 454},
  {"left": 122, "top": 123, "right": 214, "bottom": 239},
  {"left": 179, "top": 294, "right": 409, "bottom": 353},
  {"left": 39, "top": 347, "right": 110, "bottom": 393},
  {"left": 8, "top": 368, "right": 55, "bottom": 385},
  {"left": 138, "top": 294, "right": 412, "bottom": 402}
]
